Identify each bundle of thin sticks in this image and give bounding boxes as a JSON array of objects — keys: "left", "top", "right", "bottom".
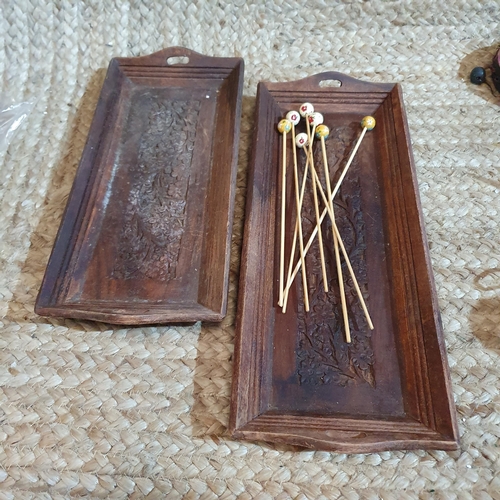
[{"left": 277, "top": 105, "right": 376, "bottom": 343}]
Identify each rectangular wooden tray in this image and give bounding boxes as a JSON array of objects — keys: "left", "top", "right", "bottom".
[
  {"left": 36, "top": 48, "right": 244, "bottom": 324},
  {"left": 229, "top": 72, "right": 459, "bottom": 453}
]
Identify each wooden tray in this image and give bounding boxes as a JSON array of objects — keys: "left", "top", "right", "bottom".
[
  {"left": 35, "top": 48, "right": 244, "bottom": 324},
  {"left": 229, "top": 72, "right": 459, "bottom": 453}
]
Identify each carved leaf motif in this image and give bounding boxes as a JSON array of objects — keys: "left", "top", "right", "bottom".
[
  {"left": 295, "top": 125, "right": 375, "bottom": 388},
  {"left": 113, "top": 97, "right": 201, "bottom": 281}
]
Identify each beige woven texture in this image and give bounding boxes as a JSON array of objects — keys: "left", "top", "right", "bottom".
[{"left": 1, "top": 1, "right": 500, "bottom": 498}]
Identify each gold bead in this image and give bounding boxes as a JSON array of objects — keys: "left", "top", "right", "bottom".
[
  {"left": 277, "top": 119, "right": 292, "bottom": 134},
  {"left": 315, "top": 124, "right": 330, "bottom": 139},
  {"left": 361, "top": 116, "right": 376, "bottom": 130}
]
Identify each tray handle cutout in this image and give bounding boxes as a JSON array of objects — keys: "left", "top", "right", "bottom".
[
  {"left": 120, "top": 47, "right": 222, "bottom": 68},
  {"left": 166, "top": 56, "right": 189, "bottom": 65},
  {"left": 307, "top": 71, "right": 367, "bottom": 89},
  {"left": 319, "top": 79, "right": 342, "bottom": 88},
  {"left": 273, "top": 71, "right": 393, "bottom": 93}
]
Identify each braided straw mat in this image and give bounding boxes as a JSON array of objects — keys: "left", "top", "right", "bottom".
[{"left": 1, "top": 1, "right": 500, "bottom": 498}]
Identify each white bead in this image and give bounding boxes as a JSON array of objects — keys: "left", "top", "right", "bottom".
[
  {"left": 308, "top": 112, "right": 324, "bottom": 126},
  {"left": 286, "top": 110, "right": 300, "bottom": 125},
  {"left": 299, "top": 102, "right": 314, "bottom": 117},
  {"left": 295, "top": 132, "right": 309, "bottom": 148}
]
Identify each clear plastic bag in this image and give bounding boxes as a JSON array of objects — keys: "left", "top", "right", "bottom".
[{"left": 0, "top": 93, "right": 36, "bottom": 153}]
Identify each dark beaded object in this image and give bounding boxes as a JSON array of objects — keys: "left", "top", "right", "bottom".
[{"left": 470, "top": 66, "right": 486, "bottom": 85}]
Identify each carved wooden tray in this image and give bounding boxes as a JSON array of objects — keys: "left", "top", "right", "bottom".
[
  {"left": 229, "top": 72, "right": 459, "bottom": 452},
  {"left": 36, "top": 48, "right": 244, "bottom": 324}
]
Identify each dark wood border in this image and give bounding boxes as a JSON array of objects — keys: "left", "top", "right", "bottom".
[{"left": 229, "top": 72, "right": 459, "bottom": 452}]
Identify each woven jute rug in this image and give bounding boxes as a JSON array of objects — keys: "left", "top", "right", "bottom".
[{"left": 1, "top": 1, "right": 499, "bottom": 498}]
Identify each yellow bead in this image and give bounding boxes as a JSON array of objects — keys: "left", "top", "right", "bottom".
[
  {"left": 361, "top": 116, "right": 376, "bottom": 130},
  {"left": 315, "top": 124, "right": 330, "bottom": 139},
  {"left": 277, "top": 119, "right": 292, "bottom": 134}
]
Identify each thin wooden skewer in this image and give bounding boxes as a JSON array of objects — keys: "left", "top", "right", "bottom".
[
  {"left": 283, "top": 117, "right": 339, "bottom": 312},
  {"left": 282, "top": 131, "right": 311, "bottom": 313},
  {"left": 306, "top": 112, "right": 328, "bottom": 293},
  {"left": 283, "top": 122, "right": 342, "bottom": 312},
  {"left": 283, "top": 120, "right": 373, "bottom": 334},
  {"left": 283, "top": 116, "right": 377, "bottom": 330},
  {"left": 309, "top": 163, "right": 375, "bottom": 332},
  {"left": 277, "top": 118, "right": 292, "bottom": 307},
  {"left": 316, "top": 124, "right": 350, "bottom": 342},
  {"left": 285, "top": 110, "right": 309, "bottom": 312},
  {"left": 285, "top": 119, "right": 370, "bottom": 274},
  {"left": 282, "top": 102, "right": 315, "bottom": 312}
]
